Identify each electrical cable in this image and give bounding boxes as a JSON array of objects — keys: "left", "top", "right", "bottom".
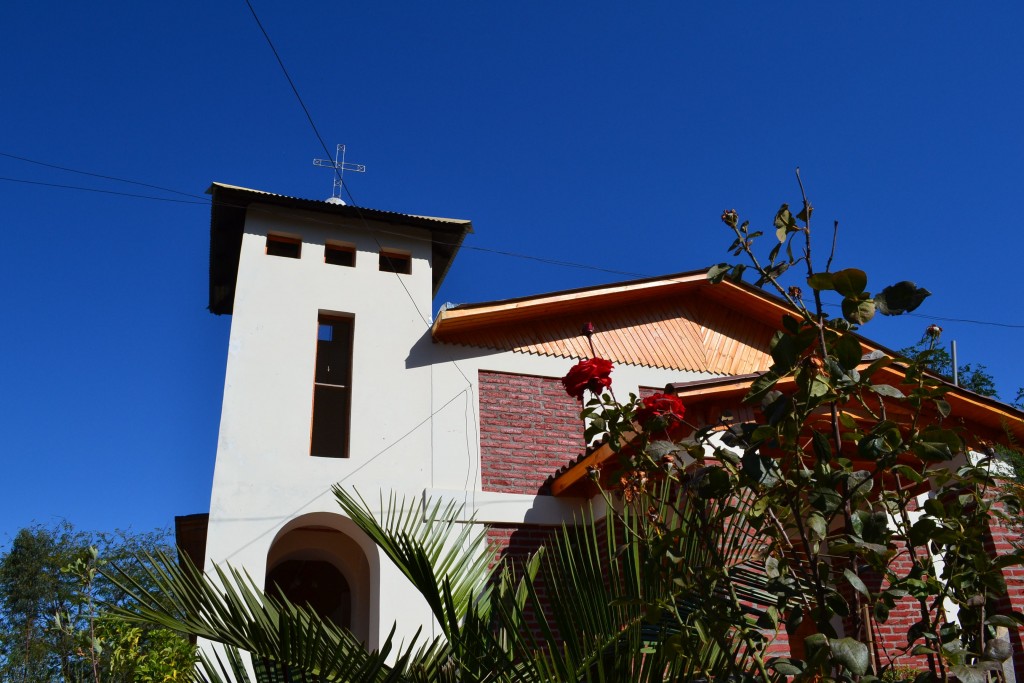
[
  {"left": 5, "top": 168, "right": 1024, "bottom": 332},
  {"left": 0, "top": 176, "right": 208, "bottom": 204},
  {"left": 242, "top": 0, "right": 335, "bottom": 167},
  {"left": 0, "top": 151, "right": 208, "bottom": 200}
]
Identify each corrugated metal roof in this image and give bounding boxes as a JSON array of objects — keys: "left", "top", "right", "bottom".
[
  {"left": 208, "top": 183, "right": 473, "bottom": 226},
  {"left": 206, "top": 183, "right": 473, "bottom": 314}
]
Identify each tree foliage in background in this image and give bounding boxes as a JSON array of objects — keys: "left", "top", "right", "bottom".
[
  {"left": 0, "top": 522, "right": 195, "bottom": 682},
  {"left": 897, "top": 336, "right": 998, "bottom": 399}
]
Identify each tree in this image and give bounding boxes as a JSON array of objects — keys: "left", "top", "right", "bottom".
[
  {"left": 897, "top": 332, "right": 998, "bottom": 399},
  {"left": 0, "top": 522, "right": 196, "bottom": 682}
]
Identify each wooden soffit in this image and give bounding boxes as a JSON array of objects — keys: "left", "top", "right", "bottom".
[{"left": 432, "top": 271, "right": 793, "bottom": 374}]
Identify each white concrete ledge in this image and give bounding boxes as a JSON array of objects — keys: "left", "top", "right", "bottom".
[{"left": 423, "top": 488, "right": 603, "bottom": 525}]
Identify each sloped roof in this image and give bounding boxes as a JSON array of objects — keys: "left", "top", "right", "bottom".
[
  {"left": 207, "top": 183, "right": 473, "bottom": 314},
  {"left": 433, "top": 271, "right": 806, "bottom": 374}
]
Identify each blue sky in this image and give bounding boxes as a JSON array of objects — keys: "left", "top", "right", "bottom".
[{"left": 2, "top": 2, "right": 1023, "bottom": 546}]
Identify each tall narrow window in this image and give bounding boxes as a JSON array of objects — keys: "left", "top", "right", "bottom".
[{"left": 311, "top": 316, "right": 353, "bottom": 458}]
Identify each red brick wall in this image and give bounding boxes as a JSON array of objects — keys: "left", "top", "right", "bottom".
[
  {"left": 985, "top": 503, "right": 1024, "bottom": 675},
  {"left": 479, "top": 371, "right": 584, "bottom": 495},
  {"left": 488, "top": 525, "right": 556, "bottom": 640}
]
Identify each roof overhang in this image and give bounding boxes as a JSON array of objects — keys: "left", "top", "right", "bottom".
[
  {"left": 432, "top": 270, "right": 794, "bottom": 340},
  {"left": 207, "top": 183, "right": 473, "bottom": 314},
  {"left": 552, "top": 364, "right": 1024, "bottom": 497}
]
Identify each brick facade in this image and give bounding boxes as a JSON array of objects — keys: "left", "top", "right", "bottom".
[{"left": 479, "top": 371, "right": 584, "bottom": 495}]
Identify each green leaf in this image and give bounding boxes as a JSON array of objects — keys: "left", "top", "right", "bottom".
[
  {"left": 831, "top": 637, "right": 870, "bottom": 675},
  {"left": 923, "top": 497, "right": 946, "bottom": 518},
  {"left": 808, "top": 512, "right": 828, "bottom": 540},
  {"left": 844, "top": 568, "right": 869, "bottom": 597},
  {"left": 871, "top": 384, "right": 905, "bottom": 399},
  {"left": 825, "top": 590, "right": 850, "bottom": 617},
  {"left": 874, "top": 600, "right": 890, "bottom": 622},
  {"left": 773, "top": 660, "right": 804, "bottom": 676},
  {"left": 807, "top": 272, "right": 835, "bottom": 291},
  {"left": 842, "top": 295, "right": 876, "bottom": 325},
  {"left": 770, "top": 330, "right": 799, "bottom": 369},
  {"left": 707, "top": 263, "right": 732, "bottom": 284},
  {"left": 986, "top": 614, "right": 1022, "bottom": 628},
  {"left": 934, "top": 399, "right": 951, "bottom": 418},
  {"left": 696, "top": 466, "right": 732, "bottom": 499},
  {"left": 831, "top": 268, "right": 868, "bottom": 298},
  {"left": 908, "top": 518, "right": 937, "bottom": 547},
  {"left": 745, "top": 370, "right": 781, "bottom": 404},
  {"left": 875, "top": 281, "right": 932, "bottom": 316},
  {"left": 774, "top": 203, "right": 798, "bottom": 236},
  {"left": 811, "top": 430, "right": 833, "bottom": 464},
  {"left": 950, "top": 665, "right": 986, "bottom": 683},
  {"left": 835, "top": 333, "right": 863, "bottom": 371}
]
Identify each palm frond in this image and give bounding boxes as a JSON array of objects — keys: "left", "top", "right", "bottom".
[
  {"left": 104, "top": 550, "right": 417, "bottom": 682},
  {"left": 332, "top": 487, "right": 495, "bottom": 639}
]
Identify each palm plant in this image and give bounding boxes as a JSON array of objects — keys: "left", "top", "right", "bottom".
[{"left": 107, "top": 471, "right": 770, "bottom": 683}]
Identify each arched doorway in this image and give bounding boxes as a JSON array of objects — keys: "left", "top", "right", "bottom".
[
  {"left": 265, "top": 522, "right": 373, "bottom": 645},
  {"left": 266, "top": 558, "right": 352, "bottom": 629}
]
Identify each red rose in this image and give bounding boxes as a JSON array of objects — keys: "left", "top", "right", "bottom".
[
  {"left": 561, "top": 358, "right": 614, "bottom": 400},
  {"left": 635, "top": 393, "right": 686, "bottom": 427}
]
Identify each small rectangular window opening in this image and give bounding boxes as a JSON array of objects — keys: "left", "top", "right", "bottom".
[
  {"left": 325, "top": 243, "right": 356, "bottom": 267},
  {"left": 311, "top": 316, "right": 353, "bottom": 458},
  {"left": 379, "top": 250, "right": 411, "bottom": 274},
  {"left": 267, "top": 234, "right": 301, "bottom": 259}
]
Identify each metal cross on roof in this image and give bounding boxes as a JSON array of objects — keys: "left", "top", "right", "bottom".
[{"left": 313, "top": 144, "right": 366, "bottom": 205}]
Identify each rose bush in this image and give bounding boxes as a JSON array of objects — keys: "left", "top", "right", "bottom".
[
  {"left": 561, "top": 357, "right": 613, "bottom": 399},
  {"left": 634, "top": 392, "right": 686, "bottom": 427}
]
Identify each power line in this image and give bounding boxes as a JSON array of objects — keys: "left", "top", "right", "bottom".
[
  {"left": 5, "top": 153, "right": 1024, "bottom": 332},
  {"left": 0, "top": 176, "right": 208, "bottom": 205},
  {"left": 0, "top": 151, "right": 207, "bottom": 200},
  {"left": 242, "top": 0, "right": 334, "bottom": 165}
]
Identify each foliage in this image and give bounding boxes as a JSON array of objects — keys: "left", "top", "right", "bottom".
[
  {"left": 680, "top": 177, "right": 1024, "bottom": 681},
  {"left": 897, "top": 335, "right": 998, "bottom": 399},
  {"left": 0, "top": 522, "right": 196, "bottom": 682}
]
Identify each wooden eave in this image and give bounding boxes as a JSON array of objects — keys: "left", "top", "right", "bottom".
[
  {"left": 431, "top": 271, "right": 812, "bottom": 373},
  {"left": 433, "top": 271, "right": 792, "bottom": 336}
]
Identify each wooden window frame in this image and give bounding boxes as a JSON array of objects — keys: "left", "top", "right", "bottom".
[
  {"left": 325, "top": 242, "right": 356, "bottom": 267},
  {"left": 379, "top": 250, "right": 411, "bottom": 274},
  {"left": 310, "top": 315, "right": 354, "bottom": 458},
  {"left": 266, "top": 233, "right": 301, "bottom": 259}
]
